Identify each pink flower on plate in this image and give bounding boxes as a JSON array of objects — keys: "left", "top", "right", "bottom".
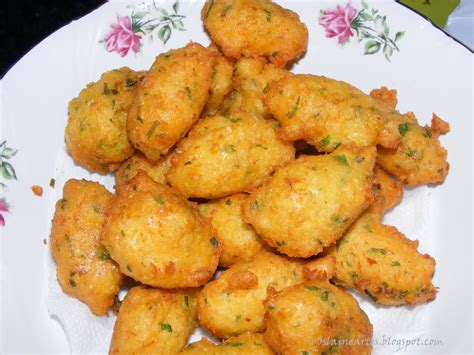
[
  {"left": 104, "top": 16, "right": 142, "bottom": 57},
  {"left": 319, "top": 2, "right": 357, "bottom": 44},
  {"left": 0, "top": 199, "right": 9, "bottom": 227}
]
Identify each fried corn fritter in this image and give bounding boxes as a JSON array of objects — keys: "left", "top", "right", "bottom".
[
  {"left": 264, "top": 74, "right": 403, "bottom": 152},
  {"left": 377, "top": 112, "right": 450, "bottom": 186},
  {"left": 109, "top": 286, "right": 197, "bottom": 355},
  {"left": 101, "top": 173, "right": 220, "bottom": 288},
  {"left": 181, "top": 339, "right": 217, "bottom": 353},
  {"left": 198, "top": 194, "right": 266, "bottom": 267},
  {"left": 204, "top": 45, "right": 234, "bottom": 116},
  {"left": 197, "top": 251, "right": 304, "bottom": 338},
  {"left": 328, "top": 209, "right": 437, "bottom": 306},
  {"left": 372, "top": 165, "right": 404, "bottom": 213},
  {"left": 243, "top": 146, "right": 376, "bottom": 258},
  {"left": 50, "top": 179, "right": 121, "bottom": 315},
  {"left": 326, "top": 167, "right": 437, "bottom": 305},
  {"left": 182, "top": 333, "right": 274, "bottom": 354},
  {"left": 370, "top": 86, "right": 398, "bottom": 109},
  {"left": 220, "top": 57, "right": 291, "bottom": 119},
  {"left": 220, "top": 333, "right": 274, "bottom": 354},
  {"left": 114, "top": 152, "right": 172, "bottom": 188},
  {"left": 303, "top": 255, "right": 336, "bottom": 281},
  {"left": 201, "top": 0, "right": 308, "bottom": 67},
  {"left": 264, "top": 281, "right": 373, "bottom": 355},
  {"left": 127, "top": 43, "right": 216, "bottom": 162},
  {"left": 166, "top": 112, "right": 295, "bottom": 198},
  {"left": 65, "top": 68, "right": 142, "bottom": 172}
]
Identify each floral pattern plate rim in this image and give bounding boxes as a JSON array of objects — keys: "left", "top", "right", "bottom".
[{"left": 0, "top": 1, "right": 472, "bottom": 354}]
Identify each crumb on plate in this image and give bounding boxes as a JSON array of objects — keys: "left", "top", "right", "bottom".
[{"left": 31, "top": 185, "right": 43, "bottom": 197}]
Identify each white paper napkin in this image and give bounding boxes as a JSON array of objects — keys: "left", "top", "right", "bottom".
[{"left": 46, "top": 186, "right": 432, "bottom": 354}]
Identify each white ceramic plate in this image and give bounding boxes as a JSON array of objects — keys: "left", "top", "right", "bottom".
[{"left": 1, "top": 0, "right": 472, "bottom": 353}]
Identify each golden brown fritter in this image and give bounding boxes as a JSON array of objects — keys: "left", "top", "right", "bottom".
[
  {"left": 127, "top": 43, "right": 216, "bottom": 162},
  {"left": 182, "top": 333, "right": 274, "bottom": 354},
  {"left": 243, "top": 146, "right": 376, "bottom": 258},
  {"left": 197, "top": 251, "right": 305, "bottom": 338},
  {"left": 101, "top": 173, "right": 220, "bottom": 288},
  {"left": 220, "top": 57, "right": 291, "bottom": 119},
  {"left": 377, "top": 112, "right": 450, "bottom": 186},
  {"left": 201, "top": 0, "right": 308, "bottom": 67},
  {"left": 372, "top": 165, "right": 404, "bottom": 213},
  {"left": 431, "top": 113, "right": 450, "bottom": 135},
  {"left": 109, "top": 286, "right": 197, "bottom": 355},
  {"left": 181, "top": 339, "right": 217, "bottom": 353},
  {"left": 221, "top": 333, "right": 274, "bottom": 354},
  {"left": 327, "top": 208, "right": 437, "bottom": 306},
  {"left": 114, "top": 152, "right": 172, "bottom": 188},
  {"left": 370, "top": 86, "right": 398, "bottom": 109},
  {"left": 303, "top": 255, "right": 336, "bottom": 281},
  {"left": 50, "top": 179, "right": 121, "bottom": 315},
  {"left": 204, "top": 45, "right": 234, "bottom": 116},
  {"left": 65, "top": 68, "right": 142, "bottom": 172},
  {"left": 166, "top": 112, "right": 295, "bottom": 199},
  {"left": 199, "top": 194, "right": 266, "bottom": 267},
  {"left": 324, "top": 166, "right": 436, "bottom": 305},
  {"left": 264, "top": 281, "right": 373, "bottom": 355},
  {"left": 264, "top": 74, "right": 403, "bottom": 151}
]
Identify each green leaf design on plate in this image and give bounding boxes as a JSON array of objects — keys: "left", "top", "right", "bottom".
[
  {"left": 171, "top": 19, "right": 185, "bottom": 31},
  {"left": 158, "top": 25, "right": 172, "bottom": 44},
  {"left": 0, "top": 162, "right": 16, "bottom": 180},
  {"left": 0, "top": 147, "right": 17, "bottom": 160},
  {"left": 383, "top": 44, "right": 394, "bottom": 61},
  {"left": 172, "top": 0, "right": 180, "bottom": 14},
  {"left": 0, "top": 141, "right": 18, "bottom": 226},
  {"left": 364, "top": 40, "right": 381, "bottom": 55},
  {"left": 0, "top": 141, "right": 18, "bottom": 181},
  {"left": 395, "top": 31, "right": 405, "bottom": 42},
  {"left": 158, "top": 8, "right": 169, "bottom": 21}
]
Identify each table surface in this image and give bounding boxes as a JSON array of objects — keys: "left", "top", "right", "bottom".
[{"left": 0, "top": 0, "right": 106, "bottom": 78}]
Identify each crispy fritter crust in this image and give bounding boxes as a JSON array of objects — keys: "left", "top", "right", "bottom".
[
  {"left": 327, "top": 209, "right": 437, "bottom": 306},
  {"left": 264, "top": 74, "right": 402, "bottom": 151},
  {"left": 182, "top": 333, "right": 274, "bottom": 354},
  {"left": 220, "top": 57, "right": 290, "bottom": 119},
  {"left": 167, "top": 112, "right": 295, "bottom": 198},
  {"left": 264, "top": 281, "right": 373, "bottom": 355},
  {"left": 197, "top": 251, "right": 305, "bottom": 338},
  {"left": 114, "top": 152, "right": 172, "bottom": 188},
  {"left": 431, "top": 113, "right": 450, "bottom": 135},
  {"left": 199, "top": 194, "right": 266, "bottom": 267},
  {"left": 303, "top": 255, "right": 336, "bottom": 281},
  {"left": 65, "top": 68, "right": 141, "bottom": 172},
  {"left": 109, "top": 286, "right": 197, "bottom": 354},
  {"left": 180, "top": 338, "right": 216, "bottom": 353},
  {"left": 372, "top": 165, "right": 404, "bottom": 213},
  {"left": 377, "top": 112, "right": 450, "bottom": 186},
  {"left": 201, "top": 0, "right": 308, "bottom": 67},
  {"left": 204, "top": 45, "right": 235, "bottom": 116},
  {"left": 370, "top": 86, "right": 398, "bottom": 109},
  {"left": 50, "top": 179, "right": 121, "bottom": 315},
  {"left": 127, "top": 43, "right": 216, "bottom": 162},
  {"left": 243, "top": 146, "right": 376, "bottom": 258},
  {"left": 101, "top": 173, "right": 220, "bottom": 288}
]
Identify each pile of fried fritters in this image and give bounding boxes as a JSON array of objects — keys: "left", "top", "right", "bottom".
[{"left": 51, "top": 0, "right": 450, "bottom": 353}]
